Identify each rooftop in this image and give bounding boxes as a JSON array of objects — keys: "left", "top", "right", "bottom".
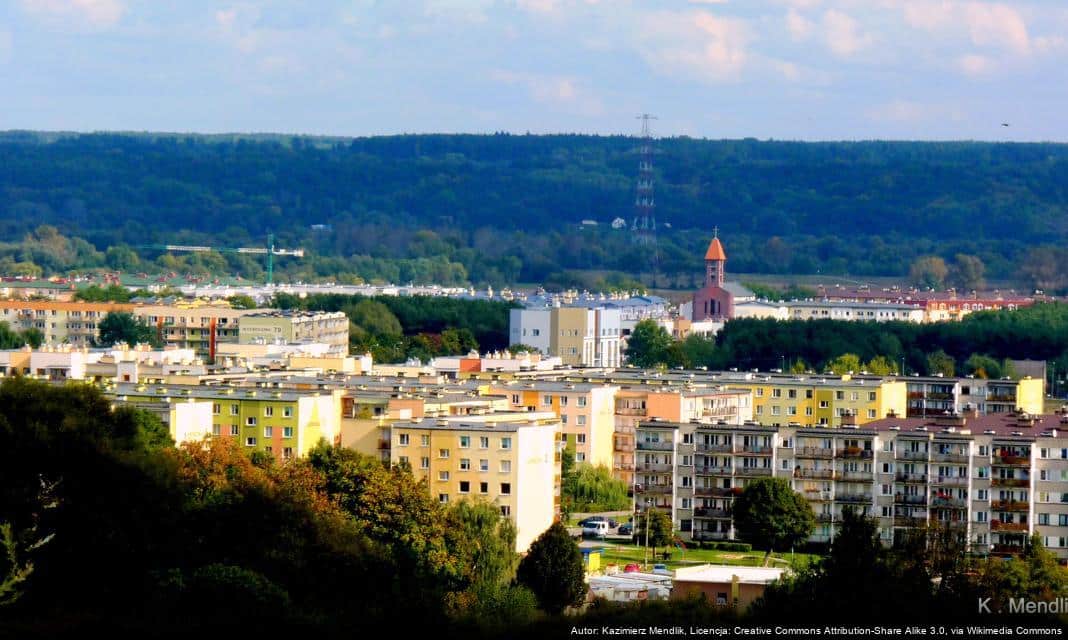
[
  {"left": 393, "top": 412, "right": 560, "bottom": 432},
  {"left": 673, "top": 564, "right": 785, "bottom": 585}
]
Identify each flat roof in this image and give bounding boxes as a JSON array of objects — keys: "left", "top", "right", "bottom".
[
  {"left": 673, "top": 564, "right": 785, "bottom": 585},
  {"left": 866, "top": 412, "right": 1068, "bottom": 440},
  {"left": 393, "top": 412, "right": 560, "bottom": 432}
]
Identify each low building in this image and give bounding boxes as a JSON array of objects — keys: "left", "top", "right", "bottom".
[
  {"left": 390, "top": 412, "right": 562, "bottom": 551},
  {"left": 671, "top": 565, "right": 785, "bottom": 610}
]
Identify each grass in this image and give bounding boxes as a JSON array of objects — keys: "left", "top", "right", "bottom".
[{"left": 593, "top": 541, "right": 819, "bottom": 572}]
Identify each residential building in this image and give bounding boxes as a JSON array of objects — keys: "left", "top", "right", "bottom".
[
  {"left": 108, "top": 382, "right": 343, "bottom": 462},
  {"left": 390, "top": 412, "right": 562, "bottom": 551},
  {"left": 786, "top": 300, "right": 925, "bottom": 323},
  {"left": 905, "top": 375, "right": 1044, "bottom": 417},
  {"left": 0, "top": 300, "right": 134, "bottom": 346},
  {"left": 133, "top": 301, "right": 257, "bottom": 358},
  {"left": 238, "top": 310, "right": 349, "bottom": 351},
  {"left": 509, "top": 306, "right": 622, "bottom": 367}
]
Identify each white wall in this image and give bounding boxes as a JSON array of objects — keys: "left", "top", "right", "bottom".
[
  {"left": 509, "top": 308, "right": 551, "bottom": 355},
  {"left": 515, "top": 423, "right": 559, "bottom": 552}
]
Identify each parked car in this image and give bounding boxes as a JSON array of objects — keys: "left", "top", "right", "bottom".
[
  {"left": 582, "top": 521, "right": 610, "bottom": 539},
  {"left": 623, "top": 563, "right": 641, "bottom": 573},
  {"left": 606, "top": 518, "right": 620, "bottom": 528},
  {"left": 577, "top": 516, "right": 606, "bottom": 528},
  {"left": 652, "top": 564, "right": 672, "bottom": 576},
  {"left": 618, "top": 522, "right": 633, "bottom": 536}
]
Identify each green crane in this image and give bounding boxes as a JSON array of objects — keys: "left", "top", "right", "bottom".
[{"left": 137, "top": 234, "right": 304, "bottom": 285}]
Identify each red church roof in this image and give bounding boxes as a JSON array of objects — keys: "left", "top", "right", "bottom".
[{"left": 704, "top": 237, "right": 726, "bottom": 261}]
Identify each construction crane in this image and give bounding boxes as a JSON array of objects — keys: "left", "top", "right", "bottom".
[{"left": 136, "top": 234, "right": 304, "bottom": 285}]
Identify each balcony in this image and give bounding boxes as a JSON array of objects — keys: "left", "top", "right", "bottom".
[
  {"left": 637, "top": 463, "right": 674, "bottom": 473},
  {"left": 991, "top": 521, "right": 1029, "bottom": 532},
  {"left": 991, "top": 477, "right": 1029, "bottom": 488},
  {"left": 838, "top": 448, "right": 873, "bottom": 459},
  {"left": 695, "top": 465, "right": 733, "bottom": 476},
  {"left": 616, "top": 407, "right": 648, "bottom": 416},
  {"left": 896, "top": 450, "right": 929, "bottom": 461},
  {"left": 695, "top": 487, "right": 738, "bottom": 498},
  {"left": 637, "top": 441, "right": 674, "bottom": 451},
  {"left": 377, "top": 439, "right": 390, "bottom": 450},
  {"left": 835, "top": 493, "right": 872, "bottom": 504},
  {"left": 692, "top": 531, "right": 730, "bottom": 541},
  {"left": 894, "top": 516, "right": 926, "bottom": 527},
  {"left": 614, "top": 442, "right": 635, "bottom": 453},
  {"left": 816, "top": 513, "right": 835, "bottom": 522},
  {"left": 991, "top": 500, "right": 1030, "bottom": 512},
  {"left": 993, "top": 454, "right": 1030, "bottom": 467},
  {"left": 638, "top": 484, "right": 673, "bottom": 495},
  {"left": 796, "top": 446, "right": 834, "bottom": 459},
  {"left": 987, "top": 394, "right": 1017, "bottom": 403},
  {"left": 740, "top": 445, "right": 773, "bottom": 456},
  {"left": 931, "top": 476, "right": 968, "bottom": 487},
  {"left": 930, "top": 497, "right": 968, "bottom": 509},
  {"left": 693, "top": 508, "right": 731, "bottom": 518},
  {"left": 804, "top": 491, "right": 832, "bottom": 502},
  {"left": 991, "top": 543, "right": 1025, "bottom": 555},
  {"left": 931, "top": 452, "right": 969, "bottom": 463},
  {"left": 894, "top": 494, "right": 927, "bottom": 505},
  {"left": 736, "top": 467, "right": 773, "bottom": 477},
  {"left": 837, "top": 471, "right": 874, "bottom": 482},
  {"left": 796, "top": 469, "right": 834, "bottom": 480},
  {"left": 697, "top": 443, "right": 733, "bottom": 454},
  {"left": 895, "top": 473, "right": 928, "bottom": 484}
]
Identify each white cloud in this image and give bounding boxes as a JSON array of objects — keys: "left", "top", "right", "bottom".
[
  {"left": 868, "top": 99, "right": 964, "bottom": 123},
  {"left": 516, "top": 0, "right": 559, "bottom": 12},
  {"left": 490, "top": 70, "right": 603, "bottom": 114},
  {"left": 20, "top": 0, "right": 124, "bottom": 28},
  {"left": 822, "top": 9, "right": 873, "bottom": 57},
  {"left": 956, "top": 53, "right": 994, "bottom": 76},
  {"left": 786, "top": 8, "right": 813, "bottom": 41},
  {"left": 638, "top": 10, "right": 750, "bottom": 83},
  {"left": 901, "top": 2, "right": 1031, "bottom": 55},
  {"left": 688, "top": 0, "right": 730, "bottom": 4},
  {"left": 901, "top": 1, "right": 955, "bottom": 30}
]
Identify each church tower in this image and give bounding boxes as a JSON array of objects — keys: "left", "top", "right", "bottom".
[
  {"left": 692, "top": 228, "right": 734, "bottom": 322},
  {"left": 704, "top": 230, "right": 726, "bottom": 288}
]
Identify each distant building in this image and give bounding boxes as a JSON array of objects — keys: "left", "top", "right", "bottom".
[
  {"left": 691, "top": 232, "right": 751, "bottom": 322},
  {"left": 509, "top": 306, "right": 621, "bottom": 367},
  {"left": 238, "top": 310, "right": 349, "bottom": 351}
]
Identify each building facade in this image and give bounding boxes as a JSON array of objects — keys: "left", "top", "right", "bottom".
[
  {"left": 238, "top": 310, "right": 349, "bottom": 350},
  {"left": 0, "top": 300, "right": 134, "bottom": 346},
  {"left": 509, "top": 306, "right": 622, "bottom": 367}
]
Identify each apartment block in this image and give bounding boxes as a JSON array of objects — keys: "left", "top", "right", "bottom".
[
  {"left": 905, "top": 375, "right": 1044, "bottom": 417},
  {"left": 726, "top": 373, "right": 906, "bottom": 428},
  {"left": 238, "top": 310, "right": 349, "bottom": 351},
  {"left": 634, "top": 408, "right": 1068, "bottom": 561},
  {"left": 390, "top": 413, "right": 562, "bottom": 551},
  {"left": 108, "top": 382, "right": 343, "bottom": 462},
  {"left": 134, "top": 302, "right": 257, "bottom": 358},
  {"left": 509, "top": 306, "right": 622, "bottom": 367},
  {"left": 489, "top": 381, "right": 618, "bottom": 468},
  {"left": 0, "top": 300, "right": 134, "bottom": 346}
]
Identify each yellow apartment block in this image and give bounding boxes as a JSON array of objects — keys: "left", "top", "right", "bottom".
[
  {"left": 729, "top": 376, "right": 906, "bottom": 427},
  {"left": 1015, "top": 377, "right": 1044, "bottom": 415},
  {"left": 108, "top": 382, "right": 343, "bottom": 462},
  {"left": 391, "top": 413, "right": 561, "bottom": 552},
  {"left": 488, "top": 381, "right": 617, "bottom": 469},
  {"left": 0, "top": 300, "right": 134, "bottom": 346}
]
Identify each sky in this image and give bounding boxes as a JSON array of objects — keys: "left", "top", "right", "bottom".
[{"left": 1, "top": 0, "right": 1067, "bottom": 141}]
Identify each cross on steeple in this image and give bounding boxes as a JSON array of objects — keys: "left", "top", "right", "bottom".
[{"left": 713, "top": 226, "right": 719, "bottom": 239}]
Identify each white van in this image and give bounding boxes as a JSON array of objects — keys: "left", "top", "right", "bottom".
[{"left": 582, "top": 521, "right": 610, "bottom": 538}]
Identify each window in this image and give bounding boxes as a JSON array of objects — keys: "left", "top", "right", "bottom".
[
  {"left": 576, "top": 453, "right": 585, "bottom": 462},
  {"left": 398, "top": 456, "right": 409, "bottom": 466},
  {"left": 480, "top": 459, "right": 489, "bottom": 472},
  {"left": 788, "top": 406, "right": 797, "bottom": 416},
  {"left": 869, "top": 392, "right": 877, "bottom": 402},
  {"left": 1039, "top": 513, "right": 1050, "bottom": 525},
  {"left": 975, "top": 511, "right": 987, "bottom": 523},
  {"left": 480, "top": 482, "right": 489, "bottom": 494},
  {"left": 576, "top": 434, "right": 586, "bottom": 444},
  {"left": 438, "top": 471, "right": 450, "bottom": 482},
  {"left": 264, "top": 406, "right": 274, "bottom": 417},
  {"left": 212, "top": 424, "right": 221, "bottom": 436},
  {"left": 459, "top": 435, "right": 471, "bottom": 448},
  {"left": 868, "top": 409, "right": 876, "bottom": 419},
  {"left": 246, "top": 416, "right": 257, "bottom": 426},
  {"left": 245, "top": 437, "right": 257, "bottom": 447},
  {"left": 977, "top": 489, "right": 988, "bottom": 500},
  {"left": 283, "top": 427, "right": 293, "bottom": 438},
  {"left": 836, "top": 391, "right": 844, "bottom": 400},
  {"left": 439, "top": 448, "right": 450, "bottom": 459},
  {"left": 543, "top": 395, "right": 552, "bottom": 406},
  {"left": 420, "top": 435, "right": 430, "bottom": 447},
  {"left": 500, "top": 505, "right": 511, "bottom": 516},
  {"left": 500, "top": 460, "right": 512, "bottom": 473},
  {"left": 283, "top": 447, "right": 293, "bottom": 460},
  {"left": 561, "top": 415, "right": 568, "bottom": 425},
  {"left": 264, "top": 446, "right": 272, "bottom": 455},
  {"left": 459, "top": 481, "right": 470, "bottom": 493},
  {"left": 851, "top": 392, "right": 859, "bottom": 401},
  {"left": 230, "top": 425, "right": 239, "bottom": 436},
  {"left": 212, "top": 403, "right": 220, "bottom": 415},
  {"left": 439, "top": 494, "right": 449, "bottom": 504},
  {"left": 788, "top": 389, "right": 797, "bottom": 399},
  {"left": 1060, "top": 515, "right": 1068, "bottom": 527},
  {"left": 511, "top": 394, "right": 520, "bottom": 404},
  {"left": 500, "top": 483, "right": 511, "bottom": 495},
  {"left": 479, "top": 436, "right": 489, "bottom": 449},
  {"left": 755, "top": 388, "right": 764, "bottom": 397},
  {"left": 576, "top": 415, "right": 586, "bottom": 426},
  {"left": 263, "top": 426, "right": 273, "bottom": 438},
  {"left": 398, "top": 433, "right": 411, "bottom": 446},
  {"left": 806, "top": 407, "right": 813, "bottom": 416},
  {"left": 459, "top": 458, "right": 471, "bottom": 471},
  {"left": 560, "top": 396, "right": 568, "bottom": 407},
  {"left": 421, "top": 457, "right": 430, "bottom": 470},
  {"left": 977, "top": 467, "right": 989, "bottom": 479},
  {"left": 755, "top": 406, "right": 763, "bottom": 416},
  {"left": 771, "top": 406, "right": 781, "bottom": 416},
  {"left": 501, "top": 437, "right": 512, "bottom": 450},
  {"left": 772, "top": 389, "right": 782, "bottom": 398},
  {"left": 819, "top": 400, "right": 829, "bottom": 409},
  {"left": 230, "top": 404, "right": 239, "bottom": 416},
  {"left": 577, "top": 397, "right": 587, "bottom": 407},
  {"left": 881, "top": 484, "right": 892, "bottom": 496},
  {"left": 283, "top": 407, "right": 292, "bottom": 418}
]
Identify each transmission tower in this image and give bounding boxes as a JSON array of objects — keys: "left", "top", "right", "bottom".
[{"left": 630, "top": 114, "right": 659, "bottom": 269}]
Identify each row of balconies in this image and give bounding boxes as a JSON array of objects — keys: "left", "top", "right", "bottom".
[
  {"left": 991, "top": 521, "right": 1029, "bottom": 532},
  {"left": 693, "top": 508, "right": 731, "bottom": 518},
  {"left": 991, "top": 500, "right": 1030, "bottom": 512}
]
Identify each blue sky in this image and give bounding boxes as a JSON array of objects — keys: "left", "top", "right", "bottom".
[{"left": 2, "top": 0, "right": 1066, "bottom": 140}]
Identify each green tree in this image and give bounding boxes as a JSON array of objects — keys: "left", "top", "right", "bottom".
[
  {"left": 634, "top": 508, "right": 673, "bottom": 557},
  {"left": 732, "top": 478, "right": 815, "bottom": 557},
  {"left": 344, "top": 299, "right": 402, "bottom": 337},
  {"left": 563, "top": 464, "right": 630, "bottom": 512},
  {"left": 105, "top": 245, "right": 140, "bottom": 271},
  {"left": 926, "top": 349, "right": 956, "bottom": 376},
  {"left": 827, "top": 353, "right": 862, "bottom": 375},
  {"left": 19, "top": 328, "right": 44, "bottom": 349},
  {"left": 790, "top": 359, "right": 809, "bottom": 374},
  {"left": 964, "top": 353, "right": 1001, "bottom": 379},
  {"left": 625, "top": 320, "right": 676, "bottom": 368},
  {"left": 227, "top": 294, "right": 257, "bottom": 309},
  {"left": 909, "top": 256, "right": 949, "bottom": 289},
  {"left": 865, "top": 355, "right": 898, "bottom": 376},
  {"left": 950, "top": 254, "right": 985, "bottom": 291},
  {"left": 97, "top": 312, "right": 160, "bottom": 347},
  {"left": 516, "top": 522, "right": 586, "bottom": 614},
  {"left": 507, "top": 343, "right": 541, "bottom": 355}
]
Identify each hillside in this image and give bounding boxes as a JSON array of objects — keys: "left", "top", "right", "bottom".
[{"left": 1, "top": 132, "right": 1066, "bottom": 289}]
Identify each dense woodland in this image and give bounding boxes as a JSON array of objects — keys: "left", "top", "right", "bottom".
[{"left": 1, "top": 132, "right": 1067, "bottom": 290}]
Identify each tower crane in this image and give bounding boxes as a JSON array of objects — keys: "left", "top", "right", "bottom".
[{"left": 137, "top": 234, "right": 303, "bottom": 285}]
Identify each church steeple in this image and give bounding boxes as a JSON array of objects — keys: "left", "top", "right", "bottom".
[{"left": 704, "top": 228, "right": 726, "bottom": 288}]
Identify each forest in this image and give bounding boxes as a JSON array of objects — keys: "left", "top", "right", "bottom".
[{"left": 1, "top": 132, "right": 1067, "bottom": 290}]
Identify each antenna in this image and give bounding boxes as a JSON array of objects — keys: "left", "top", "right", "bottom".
[{"left": 631, "top": 114, "right": 660, "bottom": 267}]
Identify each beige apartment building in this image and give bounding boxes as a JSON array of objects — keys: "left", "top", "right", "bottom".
[
  {"left": 0, "top": 300, "right": 134, "bottom": 346},
  {"left": 238, "top": 310, "right": 349, "bottom": 351}
]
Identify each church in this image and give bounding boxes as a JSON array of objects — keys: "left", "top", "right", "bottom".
[{"left": 690, "top": 230, "right": 752, "bottom": 322}]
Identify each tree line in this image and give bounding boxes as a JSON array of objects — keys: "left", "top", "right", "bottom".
[{"left": 2, "top": 133, "right": 1067, "bottom": 289}]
